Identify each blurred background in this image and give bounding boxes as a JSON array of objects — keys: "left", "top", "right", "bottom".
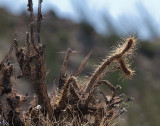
[{"left": 0, "top": 0, "right": 160, "bottom": 125}]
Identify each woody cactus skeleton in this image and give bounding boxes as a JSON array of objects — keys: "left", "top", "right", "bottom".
[{"left": 0, "top": 0, "right": 137, "bottom": 125}]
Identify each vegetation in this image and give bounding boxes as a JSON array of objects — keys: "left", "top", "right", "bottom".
[{"left": 0, "top": 0, "right": 139, "bottom": 126}]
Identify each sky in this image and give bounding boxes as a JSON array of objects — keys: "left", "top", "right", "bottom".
[{"left": 0, "top": 0, "right": 160, "bottom": 39}]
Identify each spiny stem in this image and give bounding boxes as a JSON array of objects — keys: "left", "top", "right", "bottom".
[
  {"left": 85, "top": 55, "right": 117, "bottom": 94},
  {"left": 59, "top": 49, "right": 75, "bottom": 89},
  {"left": 74, "top": 51, "right": 92, "bottom": 77},
  {"left": 119, "top": 58, "right": 133, "bottom": 77},
  {"left": 85, "top": 38, "right": 135, "bottom": 94}
]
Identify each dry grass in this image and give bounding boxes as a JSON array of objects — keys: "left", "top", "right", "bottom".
[{"left": 0, "top": 0, "right": 137, "bottom": 126}]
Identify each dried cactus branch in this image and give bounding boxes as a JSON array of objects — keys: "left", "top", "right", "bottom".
[
  {"left": 98, "top": 80, "right": 118, "bottom": 94},
  {"left": 119, "top": 58, "right": 134, "bottom": 77},
  {"left": 6, "top": 92, "right": 26, "bottom": 126},
  {"left": 74, "top": 50, "right": 92, "bottom": 77},
  {"left": 14, "top": 42, "right": 54, "bottom": 120},
  {"left": 0, "top": 49, "right": 25, "bottom": 125},
  {"left": 0, "top": 50, "right": 14, "bottom": 96},
  {"left": 85, "top": 38, "right": 136, "bottom": 94},
  {"left": 97, "top": 66, "right": 120, "bottom": 83},
  {"left": 27, "top": 0, "right": 34, "bottom": 45},
  {"left": 37, "top": 0, "right": 43, "bottom": 43},
  {"left": 0, "top": 0, "right": 137, "bottom": 125},
  {"left": 13, "top": 2, "right": 54, "bottom": 120},
  {"left": 0, "top": 64, "right": 13, "bottom": 96},
  {"left": 59, "top": 49, "right": 75, "bottom": 89},
  {"left": 56, "top": 76, "right": 79, "bottom": 110}
]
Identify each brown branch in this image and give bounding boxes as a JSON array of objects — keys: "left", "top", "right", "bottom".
[
  {"left": 6, "top": 93, "right": 26, "bottom": 126},
  {"left": 74, "top": 51, "right": 92, "bottom": 77},
  {"left": 0, "top": 56, "right": 13, "bottom": 96},
  {"left": 59, "top": 49, "right": 75, "bottom": 89},
  {"left": 85, "top": 38, "right": 136, "bottom": 94},
  {"left": 97, "top": 80, "right": 118, "bottom": 94},
  {"left": 69, "top": 76, "right": 79, "bottom": 91},
  {"left": 56, "top": 76, "right": 75, "bottom": 111},
  {"left": 27, "top": 0, "right": 34, "bottom": 45},
  {"left": 14, "top": 38, "right": 54, "bottom": 121},
  {"left": 119, "top": 58, "right": 134, "bottom": 77},
  {"left": 37, "top": 0, "right": 43, "bottom": 43},
  {"left": 85, "top": 80, "right": 119, "bottom": 106},
  {"left": 97, "top": 66, "right": 120, "bottom": 82},
  {"left": 0, "top": 66, "right": 13, "bottom": 96},
  {"left": 85, "top": 55, "right": 117, "bottom": 94}
]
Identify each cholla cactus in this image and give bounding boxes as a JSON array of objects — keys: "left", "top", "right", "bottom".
[{"left": 0, "top": 0, "right": 137, "bottom": 125}]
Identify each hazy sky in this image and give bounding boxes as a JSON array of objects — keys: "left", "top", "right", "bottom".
[{"left": 0, "top": 0, "right": 160, "bottom": 39}]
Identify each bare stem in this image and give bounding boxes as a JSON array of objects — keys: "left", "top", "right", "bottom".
[
  {"left": 74, "top": 51, "right": 92, "bottom": 77},
  {"left": 27, "top": 0, "right": 34, "bottom": 46},
  {"left": 59, "top": 49, "right": 75, "bottom": 89},
  {"left": 37, "top": 0, "right": 43, "bottom": 43}
]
